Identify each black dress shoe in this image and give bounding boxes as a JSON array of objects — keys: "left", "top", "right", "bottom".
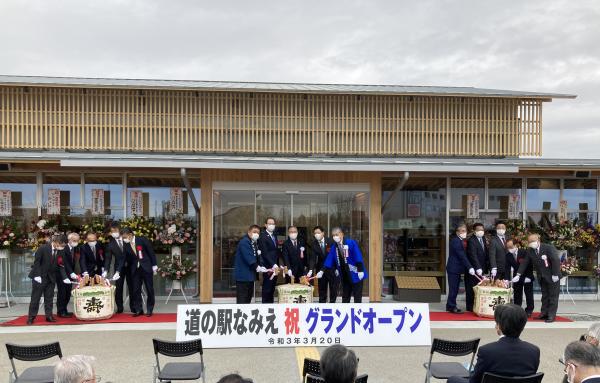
[
  {"left": 534, "top": 314, "right": 547, "bottom": 320},
  {"left": 26, "top": 317, "right": 35, "bottom": 325},
  {"left": 447, "top": 308, "right": 464, "bottom": 314},
  {"left": 146, "top": 311, "right": 153, "bottom": 317},
  {"left": 64, "top": 311, "right": 73, "bottom": 316},
  {"left": 132, "top": 311, "right": 143, "bottom": 317},
  {"left": 116, "top": 308, "right": 124, "bottom": 314},
  {"left": 58, "top": 312, "right": 72, "bottom": 318},
  {"left": 46, "top": 316, "right": 57, "bottom": 322},
  {"left": 545, "top": 318, "right": 555, "bottom": 323}
]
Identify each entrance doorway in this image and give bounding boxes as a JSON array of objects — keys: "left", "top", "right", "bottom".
[{"left": 212, "top": 184, "right": 369, "bottom": 298}]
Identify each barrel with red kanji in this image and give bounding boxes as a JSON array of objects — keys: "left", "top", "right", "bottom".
[
  {"left": 276, "top": 284, "right": 313, "bottom": 304},
  {"left": 473, "top": 285, "right": 512, "bottom": 318},
  {"left": 72, "top": 285, "right": 116, "bottom": 320}
]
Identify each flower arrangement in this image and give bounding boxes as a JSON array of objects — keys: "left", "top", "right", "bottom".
[
  {"left": 593, "top": 265, "right": 600, "bottom": 279},
  {"left": 505, "top": 219, "right": 529, "bottom": 248},
  {"left": 80, "top": 219, "right": 109, "bottom": 244},
  {"left": 22, "top": 216, "right": 62, "bottom": 250},
  {"left": 560, "top": 256, "right": 579, "bottom": 277},
  {"left": 158, "top": 256, "right": 197, "bottom": 280},
  {"left": 578, "top": 225, "right": 600, "bottom": 250},
  {"left": 0, "top": 219, "right": 21, "bottom": 250},
  {"left": 549, "top": 220, "right": 582, "bottom": 251},
  {"left": 155, "top": 216, "right": 196, "bottom": 247},
  {"left": 122, "top": 216, "right": 158, "bottom": 239}
]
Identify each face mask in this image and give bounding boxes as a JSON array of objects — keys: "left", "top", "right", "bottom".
[
  {"left": 496, "top": 229, "right": 506, "bottom": 236},
  {"left": 314, "top": 233, "right": 323, "bottom": 241},
  {"left": 267, "top": 224, "right": 276, "bottom": 232},
  {"left": 333, "top": 235, "right": 341, "bottom": 243},
  {"left": 88, "top": 241, "right": 97, "bottom": 247},
  {"left": 123, "top": 238, "right": 131, "bottom": 243},
  {"left": 69, "top": 241, "right": 78, "bottom": 248},
  {"left": 111, "top": 232, "right": 120, "bottom": 239},
  {"left": 289, "top": 233, "right": 298, "bottom": 240},
  {"left": 475, "top": 231, "right": 484, "bottom": 238},
  {"left": 250, "top": 233, "right": 259, "bottom": 241},
  {"left": 528, "top": 241, "right": 539, "bottom": 250},
  {"left": 458, "top": 233, "right": 467, "bottom": 240},
  {"left": 56, "top": 246, "right": 65, "bottom": 251}
]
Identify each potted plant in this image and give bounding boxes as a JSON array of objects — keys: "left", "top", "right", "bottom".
[
  {"left": 0, "top": 219, "right": 20, "bottom": 258},
  {"left": 158, "top": 255, "right": 197, "bottom": 290}
]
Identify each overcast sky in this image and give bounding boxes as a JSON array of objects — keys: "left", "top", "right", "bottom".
[{"left": 1, "top": 0, "right": 598, "bottom": 158}]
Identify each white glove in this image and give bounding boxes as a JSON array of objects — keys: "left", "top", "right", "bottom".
[
  {"left": 524, "top": 277, "right": 532, "bottom": 283},
  {"left": 112, "top": 272, "right": 121, "bottom": 281},
  {"left": 491, "top": 268, "right": 497, "bottom": 277},
  {"left": 256, "top": 266, "right": 268, "bottom": 273},
  {"left": 316, "top": 270, "right": 324, "bottom": 279},
  {"left": 307, "top": 270, "right": 313, "bottom": 278},
  {"left": 62, "top": 278, "right": 71, "bottom": 284},
  {"left": 358, "top": 272, "right": 365, "bottom": 280},
  {"left": 552, "top": 275, "right": 560, "bottom": 283},
  {"left": 512, "top": 274, "right": 521, "bottom": 283},
  {"left": 287, "top": 270, "right": 293, "bottom": 278},
  {"left": 34, "top": 276, "right": 42, "bottom": 283},
  {"left": 476, "top": 269, "right": 483, "bottom": 276},
  {"left": 335, "top": 269, "right": 339, "bottom": 277},
  {"left": 468, "top": 268, "right": 475, "bottom": 276},
  {"left": 272, "top": 264, "right": 279, "bottom": 270},
  {"left": 152, "top": 265, "right": 158, "bottom": 274},
  {"left": 70, "top": 273, "right": 77, "bottom": 280},
  {"left": 101, "top": 271, "right": 107, "bottom": 278}
]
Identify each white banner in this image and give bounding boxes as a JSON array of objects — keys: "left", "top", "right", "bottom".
[
  {"left": 0, "top": 190, "right": 12, "bottom": 216},
  {"left": 176, "top": 303, "right": 431, "bottom": 348},
  {"left": 47, "top": 188, "right": 61, "bottom": 215},
  {"left": 559, "top": 200, "right": 568, "bottom": 222},
  {"left": 130, "top": 190, "right": 143, "bottom": 216},
  {"left": 170, "top": 187, "right": 183, "bottom": 215},
  {"left": 508, "top": 194, "right": 520, "bottom": 219},
  {"left": 467, "top": 194, "right": 479, "bottom": 219},
  {"left": 91, "top": 189, "right": 105, "bottom": 215}
]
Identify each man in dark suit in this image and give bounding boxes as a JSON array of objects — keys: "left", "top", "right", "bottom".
[
  {"left": 79, "top": 232, "right": 104, "bottom": 277},
  {"left": 505, "top": 239, "right": 534, "bottom": 316},
  {"left": 234, "top": 224, "right": 268, "bottom": 303},
  {"left": 27, "top": 234, "right": 68, "bottom": 325},
  {"left": 105, "top": 222, "right": 133, "bottom": 313},
  {"left": 121, "top": 227, "right": 158, "bottom": 317},
  {"left": 563, "top": 341, "right": 600, "bottom": 383},
  {"left": 465, "top": 223, "right": 487, "bottom": 311},
  {"left": 55, "top": 232, "right": 80, "bottom": 318},
  {"left": 447, "top": 304, "right": 540, "bottom": 383},
  {"left": 513, "top": 233, "right": 561, "bottom": 322},
  {"left": 282, "top": 225, "right": 307, "bottom": 284},
  {"left": 257, "top": 217, "right": 281, "bottom": 303},
  {"left": 488, "top": 221, "right": 509, "bottom": 280},
  {"left": 308, "top": 226, "right": 337, "bottom": 303},
  {"left": 446, "top": 224, "right": 474, "bottom": 314}
]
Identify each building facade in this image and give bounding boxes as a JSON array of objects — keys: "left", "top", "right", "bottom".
[{"left": 0, "top": 75, "right": 598, "bottom": 302}]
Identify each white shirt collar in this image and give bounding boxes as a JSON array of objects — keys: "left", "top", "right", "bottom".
[{"left": 582, "top": 376, "right": 600, "bottom": 382}]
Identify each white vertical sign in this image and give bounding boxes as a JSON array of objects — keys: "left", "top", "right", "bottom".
[
  {"left": 467, "top": 194, "right": 480, "bottom": 219},
  {"left": 47, "top": 188, "right": 61, "bottom": 215},
  {"left": 0, "top": 190, "right": 11, "bottom": 216},
  {"left": 91, "top": 189, "right": 105, "bottom": 215},
  {"left": 508, "top": 194, "right": 520, "bottom": 219},
  {"left": 170, "top": 187, "right": 183, "bottom": 215},
  {"left": 130, "top": 190, "right": 143, "bottom": 216},
  {"left": 559, "top": 200, "right": 568, "bottom": 222}
]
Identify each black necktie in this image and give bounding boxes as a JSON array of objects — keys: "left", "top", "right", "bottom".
[
  {"left": 118, "top": 239, "right": 123, "bottom": 251},
  {"left": 52, "top": 249, "right": 57, "bottom": 264}
]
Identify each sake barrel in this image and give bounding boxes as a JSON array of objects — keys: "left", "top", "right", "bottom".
[
  {"left": 276, "top": 283, "right": 313, "bottom": 304},
  {"left": 473, "top": 285, "right": 512, "bottom": 318},
  {"left": 72, "top": 285, "right": 116, "bottom": 321}
]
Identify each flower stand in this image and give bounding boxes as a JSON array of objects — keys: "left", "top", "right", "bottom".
[
  {"left": 165, "top": 279, "right": 188, "bottom": 304},
  {"left": 0, "top": 249, "right": 11, "bottom": 307},
  {"left": 560, "top": 276, "right": 575, "bottom": 305}
]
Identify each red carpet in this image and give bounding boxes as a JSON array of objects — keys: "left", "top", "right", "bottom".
[{"left": 2, "top": 311, "right": 571, "bottom": 326}]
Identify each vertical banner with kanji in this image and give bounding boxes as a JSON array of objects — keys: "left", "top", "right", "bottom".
[
  {"left": 508, "top": 194, "right": 520, "bottom": 219},
  {"left": 91, "top": 189, "right": 105, "bottom": 215},
  {"left": 176, "top": 303, "right": 431, "bottom": 348},
  {"left": 466, "top": 194, "right": 479, "bottom": 219},
  {"left": 170, "top": 187, "right": 183, "bottom": 215},
  {"left": 0, "top": 190, "right": 12, "bottom": 216},
  {"left": 559, "top": 200, "right": 568, "bottom": 222},
  {"left": 47, "top": 188, "right": 61, "bottom": 215},
  {"left": 130, "top": 190, "right": 143, "bottom": 216}
]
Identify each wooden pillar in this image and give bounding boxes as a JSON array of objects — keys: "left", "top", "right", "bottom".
[
  {"left": 199, "top": 169, "right": 213, "bottom": 303},
  {"left": 368, "top": 172, "right": 382, "bottom": 302}
]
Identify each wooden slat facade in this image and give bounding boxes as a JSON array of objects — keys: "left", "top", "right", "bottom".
[{"left": 0, "top": 86, "right": 543, "bottom": 157}]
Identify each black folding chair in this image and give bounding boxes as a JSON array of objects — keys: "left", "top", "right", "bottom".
[
  {"left": 355, "top": 374, "right": 368, "bottom": 382},
  {"left": 481, "top": 372, "right": 544, "bottom": 383},
  {"left": 6, "top": 342, "right": 62, "bottom": 383},
  {"left": 423, "top": 338, "right": 480, "bottom": 383},
  {"left": 303, "top": 358, "right": 321, "bottom": 381},
  {"left": 152, "top": 338, "right": 205, "bottom": 383},
  {"left": 306, "top": 373, "right": 367, "bottom": 382}
]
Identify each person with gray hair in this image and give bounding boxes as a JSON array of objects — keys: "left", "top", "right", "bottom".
[
  {"left": 562, "top": 323, "right": 600, "bottom": 383},
  {"left": 563, "top": 341, "right": 600, "bottom": 383},
  {"left": 320, "top": 344, "right": 358, "bottom": 383},
  {"left": 54, "top": 355, "right": 98, "bottom": 383}
]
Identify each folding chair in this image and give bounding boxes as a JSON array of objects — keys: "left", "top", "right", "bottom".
[
  {"left": 152, "top": 338, "right": 205, "bottom": 383},
  {"left": 306, "top": 374, "right": 325, "bottom": 383},
  {"left": 6, "top": 342, "right": 62, "bottom": 383},
  {"left": 355, "top": 374, "right": 368, "bottom": 382},
  {"left": 302, "top": 358, "right": 321, "bottom": 381},
  {"left": 481, "top": 372, "right": 544, "bottom": 383},
  {"left": 423, "top": 338, "right": 480, "bottom": 383}
]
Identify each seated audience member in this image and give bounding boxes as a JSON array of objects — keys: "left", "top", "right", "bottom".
[
  {"left": 563, "top": 323, "right": 600, "bottom": 383},
  {"left": 563, "top": 341, "right": 600, "bottom": 383},
  {"left": 54, "top": 355, "right": 98, "bottom": 383},
  {"left": 217, "top": 373, "right": 253, "bottom": 383},
  {"left": 448, "top": 304, "right": 540, "bottom": 383},
  {"left": 320, "top": 344, "right": 358, "bottom": 383}
]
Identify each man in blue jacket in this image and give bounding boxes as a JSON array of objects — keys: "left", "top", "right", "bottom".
[
  {"left": 318, "top": 227, "right": 367, "bottom": 303},
  {"left": 235, "top": 224, "right": 268, "bottom": 304},
  {"left": 446, "top": 224, "right": 475, "bottom": 314}
]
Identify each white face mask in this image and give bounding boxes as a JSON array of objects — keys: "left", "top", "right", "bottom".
[
  {"left": 528, "top": 241, "right": 539, "bottom": 250},
  {"left": 496, "top": 229, "right": 506, "bottom": 236},
  {"left": 56, "top": 246, "right": 65, "bottom": 251},
  {"left": 250, "top": 232, "right": 259, "bottom": 241},
  {"left": 289, "top": 233, "right": 298, "bottom": 240},
  {"left": 458, "top": 233, "right": 467, "bottom": 240},
  {"left": 314, "top": 233, "right": 323, "bottom": 241},
  {"left": 267, "top": 224, "right": 276, "bottom": 232},
  {"left": 111, "top": 232, "right": 120, "bottom": 239},
  {"left": 88, "top": 241, "right": 97, "bottom": 247},
  {"left": 475, "top": 231, "right": 485, "bottom": 238},
  {"left": 333, "top": 235, "right": 341, "bottom": 243},
  {"left": 69, "top": 241, "right": 78, "bottom": 248},
  {"left": 122, "top": 238, "right": 131, "bottom": 244}
]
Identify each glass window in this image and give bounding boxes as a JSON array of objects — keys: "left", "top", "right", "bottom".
[
  {"left": 0, "top": 174, "right": 37, "bottom": 207},
  {"left": 451, "top": 178, "right": 484, "bottom": 210},
  {"left": 488, "top": 178, "right": 522, "bottom": 210},
  {"left": 563, "top": 179, "right": 597, "bottom": 211},
  {"left": 127, "top": 176, "right": 198, "bottom": 219},
  {"left": 526, "top": 178, "right": 560, "bottom": 211},
  {"left": 84, "top": 174, "right": 124, "bottom": 219},
  {"left": 43, "top": 174, "right": 83, "bottom": 216}
]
